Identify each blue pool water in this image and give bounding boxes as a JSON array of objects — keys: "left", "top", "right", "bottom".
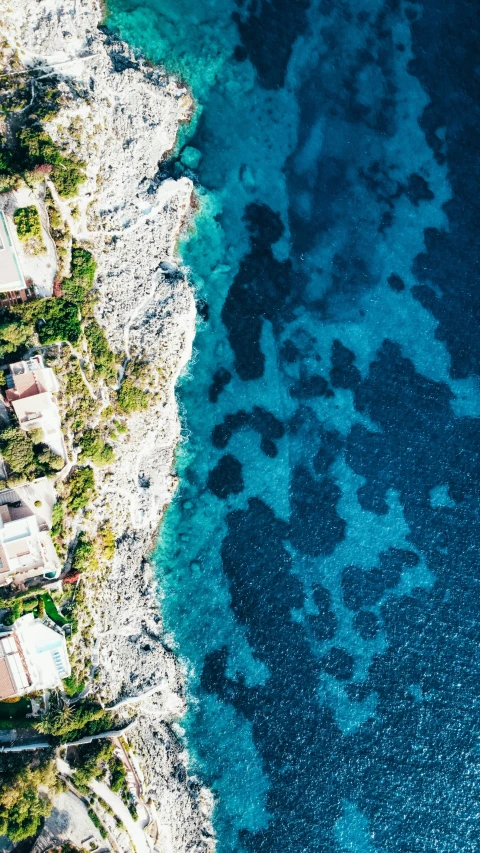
[{"left": 107, "top": 1, "right": 480, "bottom": 850}]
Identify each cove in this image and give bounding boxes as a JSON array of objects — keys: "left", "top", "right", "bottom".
[{"left": 106, "top": 1, "right": 480, "bottom": 851}]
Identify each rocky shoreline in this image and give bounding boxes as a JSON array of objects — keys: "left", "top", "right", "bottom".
[{"left": 0, "top": 0, "right": 214, "bottom": 849}]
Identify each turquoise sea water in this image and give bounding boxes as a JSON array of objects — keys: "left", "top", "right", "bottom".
[{"left": 107, "top": 1, "right": 480, "bottom": 851}]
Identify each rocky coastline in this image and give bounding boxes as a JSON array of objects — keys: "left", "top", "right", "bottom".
[{"left": 0, "top": 0, "right": 214, "bottom": 849}]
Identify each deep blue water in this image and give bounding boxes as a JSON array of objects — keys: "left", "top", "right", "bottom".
[{"left": 107, "top": 1, "right": 480, "bottom": 851}]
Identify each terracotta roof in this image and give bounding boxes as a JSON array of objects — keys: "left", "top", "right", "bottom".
[
  {"left": 0, "top": 506, "right": 10, "bottom": 524},
  {"left": 5, "top": 372, "right": 38, "bottom": 401},
  {"left": 0, "top": 658, "right": 16, "bottom": 699},
  {"left": 9, "top": 506, "right": 33, "bottom": 522}
]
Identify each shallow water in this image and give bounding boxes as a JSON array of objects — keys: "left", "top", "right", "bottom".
[{"left": 107, "top": 1, "right": 480, "bottom": 850}]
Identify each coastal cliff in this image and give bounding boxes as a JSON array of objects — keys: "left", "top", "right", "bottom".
[{"left": 0, "top": 0, "right": 214, "bottom": 849}]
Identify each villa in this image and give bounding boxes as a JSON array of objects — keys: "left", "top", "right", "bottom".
[
  {"left": 4, "top": 354, "right": 67, "bottom": 462},
  {"left": 0, "top": 483, "right": 61, "bottom": 587},
  {"left": 0, "top": 613, "right": 70, "bottom": 700},
  {"left": 0, "top": 211, "right": 29, "bottom": 304}
]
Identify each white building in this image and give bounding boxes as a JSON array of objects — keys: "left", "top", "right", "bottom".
[
  {"left": 4, "top": 354, "right": 66, "bottom": 462},
  {"left": 0, "top": 497, "right": 61, "bottom": 587},
  {"left": 0, "top": 210, "right": 27, "bottom": 296},
  {"left": 0, "top": 613, "right": 70, "bottom": 700}
]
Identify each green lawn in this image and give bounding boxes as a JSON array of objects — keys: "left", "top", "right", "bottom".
[
  {"left": 42, "top": 593, "right": 69, "bottom": 626},
  {"left": 0, "top": 697, "right": 31, "bottom": 720}
]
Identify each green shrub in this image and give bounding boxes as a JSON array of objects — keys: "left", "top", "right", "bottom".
[
  {"left": 63, "top": 671, "right": 86, "bottom": 698},
  {"left": 65, "top": 466, "right": 96, "bottom": 512},
  {"left": 71, "top": 532, "right": 98, "bottom": 574},
  {"left": 13, "top": 205, "right": 42, "bottom": 241},
  {"left": 37, "top": 299, "right": 81, "bottom": 345},
  {"left": 117, "top": 377, "right": 148, "bottom": 414},
  {"left": 29, "top": 427, "right": 44, "bottom": 444},
  {"left": 127, "top": 800, "right": 138, "bottom": 821},
  {"left": 6, "top": 599, "right": 23, "bottom": 624},
  {"left": 98, "top": 524, "right": 115, "bottom": 561},
  {"left": 108, "top": 755, "right": 126, "bottom": 792},
  {"left": 0, "top": 427, "right": 63, "bottom": 480},
  {"left": 51, "top": 161, "right": 86, "bottom": 198},
  {"left": 88, "top": 808, "right": 107, "bottom": 837},
  {"left": 71, "top": 246, "right": 96, "bottom": 285},
  {"left": 62, "top": 247, "right": 96, "bottom": 304},
  {"left": 84, "top": 320, "right": 116, "bottom": 383},
  {"left": 13, "top": 298, "right": 81, "bottom": 345},
  {"left": 70, "top": 741, "right": 113, "bottom": 790},
  {"left": 51, "top": 500, "right": 65, "bottom": 537},
  {"left": 80, "top": 429, "right": 114, "bottom": 466},
  {"left": 16, "top": 125, "right": 85, "bottom": 198}
]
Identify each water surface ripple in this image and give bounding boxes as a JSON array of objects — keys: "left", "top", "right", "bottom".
[{"left": 107, "top": 0, "right": 480, "bottom": 850}]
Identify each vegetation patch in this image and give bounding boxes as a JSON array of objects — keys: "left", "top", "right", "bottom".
[
  {"left": 70, "top": 740, "right": 114, "bottom": 791},
  {"left": 41, "top": 592, "right": 69, "bottom": 626},
  {"left": 35, "top": 697, "right": 115, "bottom": 743},
  {"left": 13, "top": 205, "right": 45, "bottom": 254},
  {"left": 84, "top": 319, "right": 117, "bottom": 383},
  {"left": 0, "top": 696, "right": 31, "bottom": 720},
  {"left": 108, "top": 753, "right": 127, "bottom": 792},
  {"left": 87, "top": 808, "right": 107, "bottom": 839},
  {"left": 0, "top": 317, "right": 34, "bottom": 358},
  {"left": 117, "top": 376, "right": 148, "bottom": 414},
  {"left": 16, "top": 125, "right": 86, "bottom": 198},
  {"left": 62, "top": 246, "right": 96, "bottom": 305},
  {"left": 63, "top": 671, "right": 86, "bottom": 698},
  {"left": 79, "top": 429, "right": 114, "bottom": 467},
  {"left": 71, "top": 532, "right": 98, "bottom": 574},
  {"left": 0, "top": 426, "right": 64, "bottom": 483},
  {"left": 12, "top": 298, "right": 82, "bottom": 345},
  {"left": 65, "top": 466, "right": 96, "bottom": 512},
  {"left": 0, "top": 754, "right": 56, "bottom": 843}
]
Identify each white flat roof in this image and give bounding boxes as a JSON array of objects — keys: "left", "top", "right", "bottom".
[{"left": 0, "top": 212, "right": 26, "bottom": 292}]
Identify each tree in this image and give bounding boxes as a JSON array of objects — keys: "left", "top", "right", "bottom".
[
  {"left": 79, "top": 429, "right": 114, "bottom": 466},
  {"left": 0, "top": 320, "right": 33, "bottom": 357},
  {"left": 37, "top": 299, "right": 81, "bottom": 345},
  {"left": 12, "top": 298, "right": 81, "bottom": 345},
  {"left": 36, "top": 447, "right": 64, "bottom": 471},
  {"left": 62, "top": 247, "right": 97, "bottom": 305},
  {"left": 29, "top": 427, "right": 44, "bottom": 445},
  {"left": 0, "top": 755, "right": 56, "bottom": 843},
  {"left": 84, "top": 320, "right": 117, "bottom": 383},
  {"left": 65, "top": 466, "right": 96, "bottom": 512},
  {"left": 71, "top": 532, "right": 98, "bottom": 573},
  {"left": 34, "top": 699, "right": 113, "bottom": 742},
  {"left": 117, "top": 377, "right": 148, "bottom": 414},
  {"left": 0, "top": 427, "right": 35, "bottom": 476}
]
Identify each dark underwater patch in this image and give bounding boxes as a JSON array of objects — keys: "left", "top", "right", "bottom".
[
  {"left": 354, "top": 609, "right": 380, "bottom": 640},
  {"left": 207, "top": 454, "right": 244, "bottom": 499},
  {"left": 289, "top": 466, "right": 346, "bottom": 556},
  {"left": 321, "top": 647, "right": 354, "bottom": 680},
  {"left": 208, "top": 367, "right": 232, "bottom": 403},
  {"left": 211, "top": 406, "right": 284, "bottom": 452},
  {"left": 221, "top": 204, "right": 292, "bottom": 381},
  {"left": 388, "top": 273, "right": 405, "bottom": 292}
]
